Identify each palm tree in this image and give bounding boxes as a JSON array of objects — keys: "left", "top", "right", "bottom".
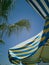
[
  {"left": 0, "top": 0, "right": 13, "bottom": 20},
  {"left": 0, "top": 0, "right": 30, "bottom": 44}
]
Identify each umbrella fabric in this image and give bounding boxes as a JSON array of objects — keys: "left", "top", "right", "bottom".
[
  {"left": 39, "top": 19, "right": 49, "bottom": 47},
  {"left": 26, "top": 0, "right": 49, "bottom": 19},
  {"left": 41, "top": 45, "right": 49, "bottom": 62},
  {"left": 8, "top": 31, "right": 43, "bottom": 64}
]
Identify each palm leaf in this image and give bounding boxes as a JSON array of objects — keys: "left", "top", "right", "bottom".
[
  {"left": 16, "top": 19, "right": 30, "bottom": 29},
  {"left": 0, "top": 20, "right": 30, "bottom": 38},
  {"left": 8, "top": 19, "right": 30, "bottom": 36},
  {"left": 0, "top": 0, "right": 13, "bottom": 20}
]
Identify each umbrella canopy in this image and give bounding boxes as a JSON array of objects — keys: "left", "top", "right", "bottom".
[{"left": 26, "top": 0, "right": 49, "bottom": 19}]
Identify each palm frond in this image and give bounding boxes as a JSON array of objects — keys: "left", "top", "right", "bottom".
[
  {"left": 0, "top": 20, "right": 30, "bottom": 38},
  {"left": 0, "top": 0, "right": 13, "bottom": 20},
  {"left": 8, "top": 19, "right": 30, "bottom": 36},
  {"left": 16, "top": 19, "right": 30, "bottom": 29}
]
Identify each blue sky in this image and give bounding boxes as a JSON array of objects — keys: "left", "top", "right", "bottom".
[{"left": 0, "top": 0, "right": 47, "bottom": 65}]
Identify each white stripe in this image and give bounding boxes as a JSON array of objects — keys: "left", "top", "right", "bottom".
[
  {"left": 29, "top": 41, "right": 40, "bottom": 48},
  {"left": 40, "top": 0, "right": 49, "bottom": 14},
  {"left": 9, "top": 50, "right": 30, "bottom": 59},
  {"left": 10, "top": 46, "right": 38, "bottom": 56},
  {"left": 26, "top": 0, "right": 45, "bottom": 19},
  {"left": 15, "top": 47, "right": 38, "bottom": 59},
  {"left": 32, "top": 0, "right": 47, "bottom": 17},
  {"left": 29, "top": 38, "right": 41, "bottom": 46},
  {"left": 11, "top": 46, "right": 38, "bottom": 59},
  {"left": 9, "top": 50, "right": 16, "bottom": 57},
  {"left": 10, "top": 41, "right": 40, "bottom": 52}
]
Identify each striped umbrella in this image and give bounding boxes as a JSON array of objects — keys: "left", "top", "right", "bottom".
[
  {"left": 26, "top": 0, "right": 49, "bottom": 19},
  {"left": 26, "top": 0, "right": 49, "bottom": 48},
  {"left": 8, "top": 0, "right": 49, "bottom": 65}
]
